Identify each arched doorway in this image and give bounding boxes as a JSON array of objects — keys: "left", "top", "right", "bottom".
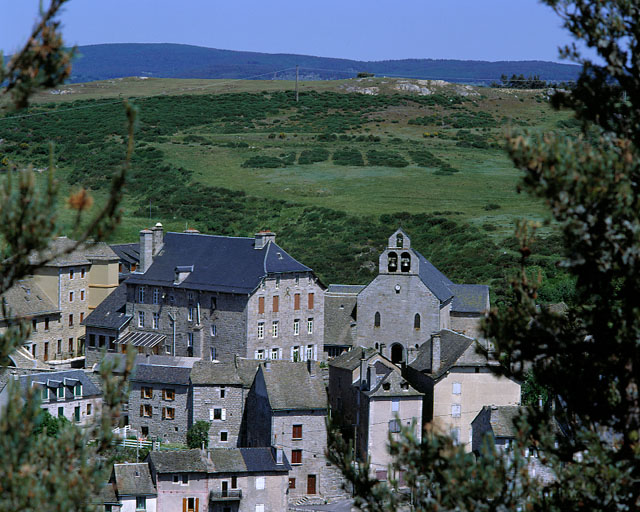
[{"left": 390, "top": 343, "right": 405, "bottom": 364}]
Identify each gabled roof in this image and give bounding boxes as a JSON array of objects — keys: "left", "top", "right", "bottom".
[
  {"left": 234, "top": 358, "right": 262, "bottom": 388},
  {"left": 130, "top": 363, "right": 191, "bottom": 386},
  {"left": 82, "top": 282, "right": 130, "bottom": 330},
  {"left": 93, "top": 482, "right": 120, "bottom": 505},
  {"left": 366, "top": 369, "right": 423, "bottom": 398},
  {"left": 149, "top": 449, "right": 210, "bottom": 473},
  {"left": 486, "top": 406, "right": 522, "bottom": 438},
  {"left": 113, "top": 463, "right": 156, "bottom": 496},
  {"left": 111, "top": 243, "right": 140, "bottom": 266},
  {"left": 190, "top": 361, "right": 243, "bottom": 386},
  {"left": 210, "top": 447, "right": 291, "bottom": 473},
  {"left": 125, "top": 232, "right": 311, "bottom": 294},
  {"left": 326, "top": 284, "right": 366, "bottom": 295},
  {"left": 30, "top": 237, "right": 117, "bottom": 267},
  {"left": 329, "top": 346, "right": 378, "bottom": 371},
  {"left": 0, "top": 279, "right": 59, "bottom": 321},
  {"left": 324, "top": 290, "right": 358, "bottom": 347},
  {"left": 18, "top": 369, "right": 101, "bottom": 397},
  {"left": 450, "top": 284, "right": 489, "bottom": 314},
  {"left": 260, "top": 361, "right": 327, "bottom": 411},
  {"left": 414, "top": 250, "right": 455, "bottom": 303}
]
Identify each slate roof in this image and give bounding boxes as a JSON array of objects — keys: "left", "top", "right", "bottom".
[
  {"left": 82, "top": 282, "right": 130, "bottom": 329},
  {"left": 450, "top": 284, "right": 489, "bottom": 314},
  {"left": 113, "top": 463, "right": 156, "bottom": 496},
  {"left": 324, "top": 289, "right": 359, "bottom": 347},
  {"left": 190, "top": 361, "right": 243, "bottom": 386},
  {"left": 260, "top": 361, "right": 327, "bottom": 411},
  {"left": 111, "top": 243, "right": 140, "bottom": 266},
  {"left": 30, "top": 237, "right": 117, "bottom": 266},
  {"left": 326, "top": 284, "right": 366, "bottom": 294},
  {"left": 234, "top": 358, "right": 262, "bottom": 388},
  {"left": 486, "top": 406, "right": 522, "bottom": 438},
  {"left": 329, "top": 346, "right": 378, "bottom": 371},
  {"left": 94, "top": 353, "right": 199, "bottom": 373},
  {"left": 210, "top": 447, "right": 291, "bottom": 473},
  {"left": 130, "top": 363, "right": 191, "bottom": 386},
  {"left": 125, "top": 232, "right": 312, "bottom": 294},
  {"left": 366, "top": 369, "right": 423, "bottom": 398},
  {"left": 93, "top": 482, "right": 120, "bottom": 505},
  {"left": 414, "top": 250, "right": 455, "bottom": 303},
  {"left": 18, "top": 369, "right": 101, "bottom": 397},
  {"left": 149, "top": 449, "right": 211, "bottom": 473},
  {"left": 0, "top": 279, "right": 59, "bottom": 321}
]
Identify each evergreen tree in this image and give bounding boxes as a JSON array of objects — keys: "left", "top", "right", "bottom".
[{"left": 329, "top": 1, "right": 640, "bottom": 510}]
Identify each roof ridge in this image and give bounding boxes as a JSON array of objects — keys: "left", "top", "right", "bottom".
[{"left": 167, "top": 232, "right": 253, "bottom": 240}]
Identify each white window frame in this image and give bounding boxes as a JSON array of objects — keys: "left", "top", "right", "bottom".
[
  {"left": 306, "top": 344, "right": 314, "bottom": 361},
  {"left": 307, "top": 318, "right": 313, "bottom": 335},
  {"left": 153, "top": 288, "right": 160, "bottom": 305},
  {"left": 272, "top": 320, "right": 279, "bottom": 338},
  {"left": 138, "top": 287, "right": 144, "bottom": 303},
  {"left": 255, "top": 477, "right": 265, "bottom": 490},
  {"left": 293, "top": 319, "right": 300, "bottom": 336},
  {"left": 138, "top": 311, "right": 145, "bottom": 328},
  {"left": 391, "top": 398, "right": 399, "bottom": 412},
  {"left": 275, "top": 277, "right": 280, "bottom": 289},
  {"left": 80, "top": 289, "right": 85, "bottom": 301},
  {"left": 451, "top": 404, "right": 461, "bottom": 418},
  {"left": 211, "top": 324, "right": 217, "bottom": 337},
  {"left": 292, "top": 346, "right": 300, "bottom": 362},
  {"left": 257, "top": 322, "right": 264, "bottom": 340},
  {"left": 57, "top": 386, "right": 64, "bottom": 399},
  {"left": 187, "top": 332, "right": 193, "bottom": 347},
  {"left": 255, "top": 349, "right": 265, "bottom": 360},
  {"left": 153, "top": 312, "right": 160, "bottom": 329},
  {"left": 271, "top": 348, "right": 279, "bottom": 360},
  {"left": 452, "top": 382, "right": 461, "bottom": 395},
  {"left": 74, "top": 383, "right": 83, "bottom": 397},
  {"left": 188, "top": 307, "right": 194, "bottom": 322},
  {"left": 210, "top": 347, "right": 216, "bottom": 361}
]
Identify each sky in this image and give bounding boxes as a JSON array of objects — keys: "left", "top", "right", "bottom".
[{"left": 0, "top": 0, "right": 587, "bottom": 63}]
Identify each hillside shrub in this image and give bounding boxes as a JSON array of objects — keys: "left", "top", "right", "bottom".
[
  {"left": 366, "top": 150, "right": 409, "bottom": 167},
  {"left": 298, "top": 148, "right": 329, "bottom": 165},
  {"left": 241, "top": 155, "right": 286, "bottom": 168},
  {"left": 333, "top": 148, "right": 364, "bottom": 166}
]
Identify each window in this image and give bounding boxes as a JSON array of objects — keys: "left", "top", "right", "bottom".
[
  {"left": 68, "top": 338, "right": 74, "bottom": 353},
  {"left": 187, "top": 332, "right": 193, "bottom": 347},
  {"left": 140, "top": 404, "right": 152, "bottom": 417},
  {"left": 306, "top": 344, "right": 314, "bottom": 360},
  {"left": 389, "top": 419, "right": 401, "bottom": 433},
  {"left": 31, "top": 344, "right": 36, "bottom": 357},
  {"left": 74, "top": 406, "right": 80, "bottom": 422},
  {"left": 307, "top": 318, "right": 313, "bottom": 335},
  {"left": 99, "top": 335, "right": 106, "bottom": 348},
  {"left": 257, "top": 322, "right": 264, "bottom": 339},
  {"left": 162, "top": 407, "right": 175, "bottom": 420},
  {"left": 255, "top": 476, "right": 265, "bottom": 490},
  {"left": 74, "top": 383, "right": 82, "bottom": 397},
  {"left": 451, "top": 427, "right": 461, "bottom": 445},
  {"left": 138, "top": 311, "right": 144, "bottom": 328},
  {"left": 138, "top": 287, "right": 144, "bottom": 303},
  {"left": 292, "top": 424, "right": 302, "bottom": 439},
  {"left": 150, "top": 312, "right": 159, "bottom": 329},
  {"left": 135, "top": 496, "right": 146, "bottom": 511},
  {"left": 210, "top": 297, "right": 217, "bottom": 310},
  {"left": 275, "top": 276, "right": 280, "bottom": 289},
  {"left": 68, "top": 314, "right": 74, "bottom": 327},
  {"left": 153, "top": 288, "right": 160, "bottom": 304},
  {"left": 414, "top": 313, "right": 421, "bottom": 329},
  {"left": 219, "top": 386, "right": 225, "bottom": 399},
  {"left": 32, "top": 318, "right": 37, "bottom": 331},
  {"left": 81, "top": 267, "right": 85, "bottom": 279},
  {"left": 220, "top": 431, "right": 228, "bottom": 442},
  {"left": 141, "top": 387, "right": 152, "bottom": 399},
  {"left": 289, "top": 478, "right": 296, "bottom": 489},
  {"left": 188, "top": 292, "right": 194, "bottom": 303},
  {"left": 69, "top": 291, "right": 74, "bottom": 302},
  {"left": 292, "top": 346, "right": 300, "bottom": 362},
  {"left": 188, "top": 307, "right": 194, "bottom": 322},
  {"left": 391, "top": 398, "right": 399, "bottom": 412},
  {"left": 163, "top": 388, "right": 175, "bottom": 401},
  {"left": 452, "top": 382, "right": 461, "bottom": 395},
  {"left": 272, "top": 320, "right": 279, "bottom": 338},
  {"left": 173, "top": 475, "right": 180, "bottom": 484},
  {"left": 80, "top": 312, "right": 84, "bottom": 323},
  {"left": 210, "top": 347, "right": 216, "bottom": 361},
  {"left": 80, "top": 289, "right": 85, "bottom": 301},
  {"left": 89, "top": 334, "right": 95, "bottom": 347},
  {"left": 69, "top": 268, "right": 74, "bottom": 280},
  {"left": 255, "top": 506, "right": 264, "bottom": 512},
  {"left": 291, "top": 449, "right": 302, "bottom": 464},
  {"left": 271, "top": 348, "right": 279, "bottom": 360},
  {"left": 211, "top": 324, "right": 217, "bottom": 337},
  {"left": 272, "top": 295, "right": 279, "bottom": 313},
  {"left": 182, "top": 474, "right": 189, "bottom": 485},
  {"left": 293, "top": 319, "right": 300, "bottom": 336},
  {"left": 295, "top": 275, "right": 300, "bottom": 286},
  {"left": 256, "top": 349, "right": 265, "bottom": 360},
  {"left": 57, "top": 339, "right": 62, "bottom": 354},
  {"left": 258, "top": 296, "right": 265, "bottom": 314},
  {"left": 210, "top": 408, "right": 226, "bottom": 420},
  {"left": 44, "top": 317, "right": 49, "bottom": 331},
  {"left": 109, "top": 336, "right": 115, "bottom": 351},
  {"left": 374, "top": 312, "right": 381, "bottom": 328},
  {"left": 308, "top": 292, "right": 314, "bottom": 309},
  {"left": 86, "top": 403, "right": 92, "bottom": 415},
  {"left": 231, "top": 476, "right": 237, "bottom": 489},
  {"left": 452, "top": 404, "right": 461, "bottom": 418},
  {"left": 294, "top": 293, "right": 300, "bottom": 310}
]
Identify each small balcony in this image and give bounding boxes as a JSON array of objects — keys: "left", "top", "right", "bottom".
[{"left": 209, "top": 489, "right": 242, "bottom": 501}]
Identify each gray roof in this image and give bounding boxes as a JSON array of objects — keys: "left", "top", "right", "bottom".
[
  {"left": 190, "top": 361, "right": 243, "bottom": 386},
  {"left": 326, "top": 284, "right": 366, "bottom": 295},
  {"left": 450, "top": 284, "right": 489, "bottom": 314},
  {"left": 486, "top": 406, "right": 522, "bottom": 438},
  {"left": 0, "top": 279, "right": 59, "bottom": 321},
  {"left": 30, "top": 237, "right": 117, "bottom": 267},
  {"left": 130, "top": 363, "right": 191, "bottom": 386},
  {"left": 260, "top": 361, "right": 327, "bottom": 411},
  {"left": 82, "top": 282, "right": 130, "bottom": 330},
  {"left": 149, "top": 448, "right": 290, "bottom": 474},
  {"left": 366, "top": 368, "right": 423, "bottom": 398},
  {"left": 324, "top": 292, "right": 358, "bottom": 347},
  {"left": 125, "top": 232, "right": 312, "bottom": 294},
  {"left": 414, "top": 250, "right": 455, "bottom": 303},
  {"left": 93, "top": 482, "right": 120, "bottom": 505},
  {"left": 234, "top": 358, "right": 262, "bottom": 388},
  {"left": 111, "top": 243, "right": 140, "bottom": 266},
  {"left": 18, "top": 369, "right": 101, "bottom": 397},
  {"left": 149, "top": 449, "right": 210, "bottom": 473},
  {"left": 329, "top": 346, "right": 378, "bottom": 371},
  {"left": 113, "top": 463, "right": 156, "bottom": 496},
  {"left": 93, "top": 353, "right": 199, "bottom": 373}
]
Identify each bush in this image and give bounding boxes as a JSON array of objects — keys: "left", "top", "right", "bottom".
[
  {"left": 298, "top": 148, "right": 329, "bottom": 165},
  {"left": 484, "top": 203, "right": 501, "bottom": 211},
  {"left": 186, "top": 420, "right": 210, "bottom": 449},
  {"left": 241, "top": 156, "right": 286, "bottom": 168},
  {"left": 333, "top": 148, "right": 364, "bottom": 166},
  {"left": 366, "top": 150, "right": 409, "bottom": 168}
]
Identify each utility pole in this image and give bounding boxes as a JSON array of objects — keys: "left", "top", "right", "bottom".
[{"left": 295, "top": 65, "right": 299, "bottom": 103}]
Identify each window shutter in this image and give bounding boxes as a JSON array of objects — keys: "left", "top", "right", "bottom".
[
  {"left": 140, "top": 388, "right": 144, "bottom": 398},
  {"left": 140, "top": 405, "right": 144, "bottom": 417},
  {"left": 182, "top": 498, "right": 187, "bottom": 512},
  {"left": 162, "top": 407, "right": 166, "bottom": 419},
  {"left": 195, "top": 498, "right": 199, "bottom": 512},
  {"left": 273, "top": 295, "right": 279, "bottom": 313},
  {"left": 313, "top": 345, "right": 318, "bottom": 360},
  {"left": 221, "top": 408, "right": 226, "bottom": 420},
  {"left": 308, "top": 292, "right": 314, "bottom": 309},
  {"left": 258, "top": 297, "right": 264, "bottom": 314},
  {"left": 294, "top": 293, "right": 300, "bottom": 310},
  {"left": 209, "top": 408, "right": 214, "bottom": 421},
  {"left": 290, "top": 347, "right": 294, "bottom": 361}
]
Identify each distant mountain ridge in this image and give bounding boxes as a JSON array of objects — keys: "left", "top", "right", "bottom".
[{"left": 68, "top": 43, "right": 581, "bottom": 84}]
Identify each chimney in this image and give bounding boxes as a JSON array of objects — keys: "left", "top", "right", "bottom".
[
  {"left": 307, "top": 359, "right": 316, "bottom": 377},
  {"left": 359, "top": 354, "right": 368, "bottom": 390},
  {"left": 254, "top": 230, "right": 276, "bottom": 250},
  {"left": 431, "top": 333, "right": 441, "bottom": 373},
  {"left": 139, "top": 229, "right": 153, "bottom": 273},
  {"left": 151, "top": 222, "right": 164, "bottom": 256}
]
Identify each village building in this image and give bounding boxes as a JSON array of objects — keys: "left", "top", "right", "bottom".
[
  {"left": 109, "top": 463, "right": 158, "bottom": 512},
  {"left": 405, "top": 329, "right": 521, "bottom": 451},
  {"left": 355, "top": 229, "right": 489, "bottom": 364},
  {"left": 0, "top": 368, "right": 102, "bottom": 426},
  {"left": 323, "top": 284, "right": 362, "bottom": 358},
  {"left": 89, "top": 225, "right": 325, "bottom": 363},
  {"left": 148, "top": 447, "right": 290, "bottom": 512},
  {"left": 328, "top": 347, "right": 423, "bottom": 480}
]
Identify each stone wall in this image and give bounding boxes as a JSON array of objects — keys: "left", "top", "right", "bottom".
[{"left": 191, "top": 383, "right": 245, "bottom": 447}]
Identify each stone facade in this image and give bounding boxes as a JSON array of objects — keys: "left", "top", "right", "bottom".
[{"left": 191, "top": 381, "right": 245, "bottom": 448}]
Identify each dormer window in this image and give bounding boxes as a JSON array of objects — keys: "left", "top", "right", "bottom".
[
  {"left": 400, "top": 252, "right": 411, "bottom": 272},
  {"left": 174, "top": 265, "right": 194, "bottom": 285},
  {"left": 396, "top": 233, "right": 404, "bottom": 248},
  {"left": 387, "top": 252, "right": 398, "bottom": 272}
]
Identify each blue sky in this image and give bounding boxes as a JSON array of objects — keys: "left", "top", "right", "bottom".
[{"left": 1, "top": 0, "right": 586, "bottom": 63}]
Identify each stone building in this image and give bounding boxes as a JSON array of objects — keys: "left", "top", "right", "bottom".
[
  {"left": 328, "top": 347, "right": 423, "bottom": 480},
  {"left": 355, "top": 228, "right": 489, "bottom": 364},
  {"left": 110, "top": 463, "right": 158, "bottom": 512},
  {"left": 148, "top": 447, "right": 290, "bottom": 512},
  {"left": 323, "top": 284, "right": 363, "bottom": 358},
  {"left": 129, "top": 363, "right": 192, "bottom": 442},
  {"left": 189, "top": 359, "right": 260, "bottom": 449},
  {"left": 0, "top": 369, "right": 102, "bottom": 426},
  {"left": 113, "top": 225, "right": 324, "bottom": 363},
  {"left": 244, "top": 360, "right": 341, "bottom": 502},
  {"left": 405, "top": 329, "right": 521, "bottom": 451}
]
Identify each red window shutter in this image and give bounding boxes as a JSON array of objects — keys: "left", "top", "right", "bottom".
[
  {"left": 273, "top": 296, "right": 279, "bottom": 313},
  {"left": 140, "top": 405, "right": 144, "bottom": 417},
  {"left": 140, "top": 388, "right": 144, "bottom": 398},
  {"left": 308, "top": 293, "right": 314, "bottom": 310},
  {"left": 258, "top": 297, "right": 264, "bottom": 314},
  {"left": 195, "top": 498, "right": 199, "bottom": 512},
  {"left": 294, "top": 293, "right": 300, "bottom": 310},
  {"left": 162, "top": 407, "right": 166, "bottom": 419},
  {"left": 182, "top": 498, "right": 187, "bottom": 512}
]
